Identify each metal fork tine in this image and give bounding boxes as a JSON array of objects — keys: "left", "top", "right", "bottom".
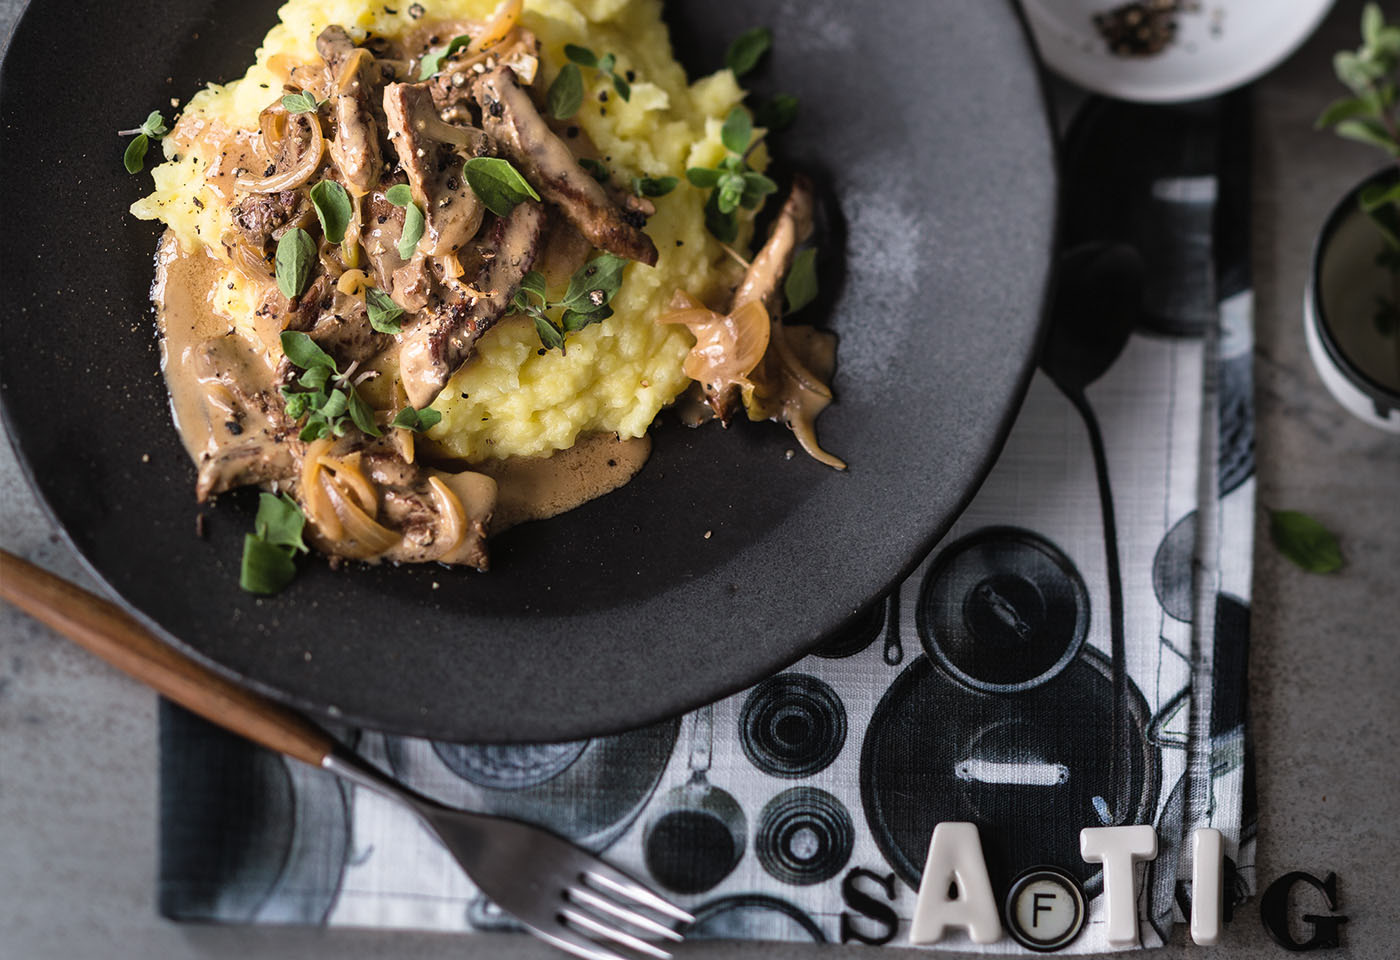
[
  {"left": 528, "top": 922, "right": 631, "bottom": 960},
  {"left": 562, "top": 908, "right": 674, "bottom": 960},
  {"left": 584, "top": 868, "right": 695, "bottom": 924},
  {"left": 567, "top": 885, "right": 684, "bottom": 942}
]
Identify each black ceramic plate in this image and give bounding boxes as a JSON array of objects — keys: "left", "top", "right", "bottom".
[{"left": 0, "top": 0, "right": 1055, "bottom": 741}]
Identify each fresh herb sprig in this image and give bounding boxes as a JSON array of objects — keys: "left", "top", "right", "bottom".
[
  {"left": 547, "top": 44, "right": 631, "bottom": 120},
  {"left": 725, "top": 27, "right": 772, "bottom": 78},
  {"left": 309, "top": 180, "right": 352, "bottom": 244},
  {"left": 365, "top": 286, "right": 405, "bottom": 335},
  {"left": 419, "top": 34, "right": 474, "bottom": 80},
  {"left": 1269, "top": 509, "right": 1344, "bottom": 574},
  {"left": 511, "top": 253, "right": 629, "bottom": 351},
  {"left": 282, "top": 89, "right": 326, "bottom": 114},
  {"left": 784, "top": 247, "right": 819, "bottom": 314},
  {"left": 1319, "top": 2, "right": 1400, "bottom": 339},
  {"left": 279, "top": 331, "right": 383, "bottom": 440},
  {"left": 632, "top": 175, "right": 679, "bottom": 199},
  {"left": 685, "top": 107, "right": 777, "bottom": 242},
  {"left": 384, "top": 184, "right": 426, "bottom": 259},
  {"left": 119, "top": 111, "right": 169, "bottom": 174},
  {"left": 753, "top": 93, "right": 799, "bottom": 133},
  {"left": 240, "top": 492, "right": 308, "bottom": 595},
  {"left": 463, "top": 157, "right": 541, "bottom": 216},
  {"left": 275, "top": 227, "right": 318, "bottom": 299},
  {"left": 392, "top": 405, "right": 443, "bottom": 432}
]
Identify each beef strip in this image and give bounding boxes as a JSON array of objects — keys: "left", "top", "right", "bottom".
[
  {"left": 303, "top": 436, "right": 495, "bottom": 569},
  {"left": 362, "top": 446, "right": 495, "bottom": 568},
  {"left": 317, "top": 25, "right": 385, "bottom": 196},
  {"left": 190, "top": 336, "right": 300, "bottom": 501},
  {"left": 382, "top": 82, "right": 490, "bottom": 256},
  {"left": 398, "top": 200, "right": 547, "bottom": 407},
  {"left": 473, "top": 66, "right": 658, "bottom": 266},
  {"left": 229, "top": 189, "right": 315, "bottom": 254},
  {"left": 362, "top": 176, "right": 410, "bottom": 295}
]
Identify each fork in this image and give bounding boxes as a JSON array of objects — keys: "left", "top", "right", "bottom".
[{"left": 0, "top": 550, "right": 694, "bottom": 960}]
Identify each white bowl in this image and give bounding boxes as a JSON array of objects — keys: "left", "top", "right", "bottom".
[{"left": 1023, "top": 0, "right": 1336, "bottom": 103}]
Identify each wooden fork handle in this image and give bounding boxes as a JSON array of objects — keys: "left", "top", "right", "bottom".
[{"left": 0, "top": 549, "right": 335, "bottom": 767}]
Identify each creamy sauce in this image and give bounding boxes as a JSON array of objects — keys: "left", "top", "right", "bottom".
[
  {"left": 154, "top": 233, "right": 280, "bottom": 481},
  {"left": 154, "top": 230, "right": 651, "bottom": 531},
  {"left": 478, "top": 432, "right": 651, "bottom": 530}
]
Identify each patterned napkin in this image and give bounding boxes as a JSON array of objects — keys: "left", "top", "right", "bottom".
[{"left": 158, "top": 92, "right": 1258, "bottom": 952}]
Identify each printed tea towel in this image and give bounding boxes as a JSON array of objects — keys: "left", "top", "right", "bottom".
[{"left": 158, "top": 92, "right": 1259, "bottom": 952}]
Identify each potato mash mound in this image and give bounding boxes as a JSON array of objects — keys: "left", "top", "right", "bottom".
[{"left": 132, "top": 0, "right": 757, "bottom": 461}]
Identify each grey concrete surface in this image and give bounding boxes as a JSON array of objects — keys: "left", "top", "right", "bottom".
[{"left": 2, "top": 1, "right": 1397, "bottom": 958}]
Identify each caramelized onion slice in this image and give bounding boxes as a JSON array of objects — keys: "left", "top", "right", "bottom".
[
  {"left": 473, "top": 0, "right": 523, "bottom": 52},
  {"left": 236, "top": 114, "right": 325, "bottom": 193},
  {"left": 658, "top": 292, "right": 770, "bottom": 391},
  {"left": 301, "top": 438, "right": 344, "bottom": 540},
  {"left": 322, "top": 471, "right": 400, "bottom": 558},
  {"left": 427, "top": 475, "right": 466, "bottom": 558}
]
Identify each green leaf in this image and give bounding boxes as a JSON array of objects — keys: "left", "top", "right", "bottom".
[
  {"left": 1336, "top": 116, "right": 1400, "bottom": 154},
  {"left": 298, "top": 417, "right": 330, "bottom": 441},
  {"left": 562, "top": 253, "right": 628, "bottom": 310},
  {"left": 308, "top": 180, "right": 353, "bottom": 244},
  {"left": 578, "top": 157, "right": 609, "bottom": 182},
  {"left": 275, "top": 227, "right": 318, "bottom": 298},
  {"left": 240, "top": 534, "right": 298, "bottom": 595},
  {"left": 1359, "top": 180, "right": 1400, "bottom": 212},
  {"left": 1316, "top": 96, "right": 1371, "bottom": 129},
  {"left": 784, "top": 247, "right": 819, "bottom": 314},
  {"left": 347, "top": 388, "right": 382, "bottom": 437},
  {"left": 1269, "top": 510, "right": 1343, "bottom": 573},
  {"left": 753, "top": 93, "right": 798, "bottom": 132},
  {"left": 123, "top": 134, "right": 149, "bottom": 174},
  {"left": 298, "top": 365, "right": 331, "bottom": 390},
  {"left": 464, "top": 156, "right": 542, "bottom": 217},
  {"left": 419, "top": 34, "right": 473, "bottom": 79},
  {"left": 548, "top": 62, "right": 584, "bottom": 119},
  {"left": 1363, "top": 2, "right": 1384, "bottom": 45},
  {"left": 598, "top": 53, "right": 616, "bottom": 74},
  {"left": 532, "top": 314, "right": 565, "bottom": 351},
  {"left": 704, "top": 190, "right": 738, "bottom": 243},
  {"left": 364, "top": 286, "right": 405, "bottom": 334},
  {"left": 517, "top": 270, "right": 548, "bottom": 303},
  {"left": 561, "top": 304, "right": 612, "bottom": 332},
  {"left": 716, "top": 172, "right": 745, "bottom": 214},
  {"left": 686, "top": 166, "right": 723, "bottom": 188},
  {"left": 321, "top": 388, "right": 349, "bottom": 419},
  {"left": 399, "top": 202, "right": 425, "bottom": 259},
  {"left": 565, "top": 43, "right": 598, "bottom": 68},
  {"left": 721, "top": 106, "right": 752, "bottom": 155},
  {"left": 392, "top": 405, "right": 443, "bottom": 431},
  {"left": 632, "top": 175, "right": 678, "bottom": 198},
  {"left": 1335, "top": 50, "right": 1388, "bottom": 91},
  {"left": 280, "top": 330, "right": 336, "bottom": 371},
  {"left": 281, "top": 90, "right": 321, "bottom": 114},
  {"left": 740, "top": 170, "right": 778, "bottom": 209},
  {"left": 255, "top": 492, "right": 308, "bottom": 553},
  {"left": 140, "top": 110, "right": 169, "bottom": 137},
  {"left": 612, "top": 73, "right": 631, "bottom": 101},
  {"left": 726, "top": 26, "right": 772, "bottom": 78},
  {"left": 385, "top": 183, "right": 414, "bottom": 206}
]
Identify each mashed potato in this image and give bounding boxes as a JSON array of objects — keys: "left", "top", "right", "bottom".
[{"left": 132, "top": 0, "right": 760, "bottom": 460}]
